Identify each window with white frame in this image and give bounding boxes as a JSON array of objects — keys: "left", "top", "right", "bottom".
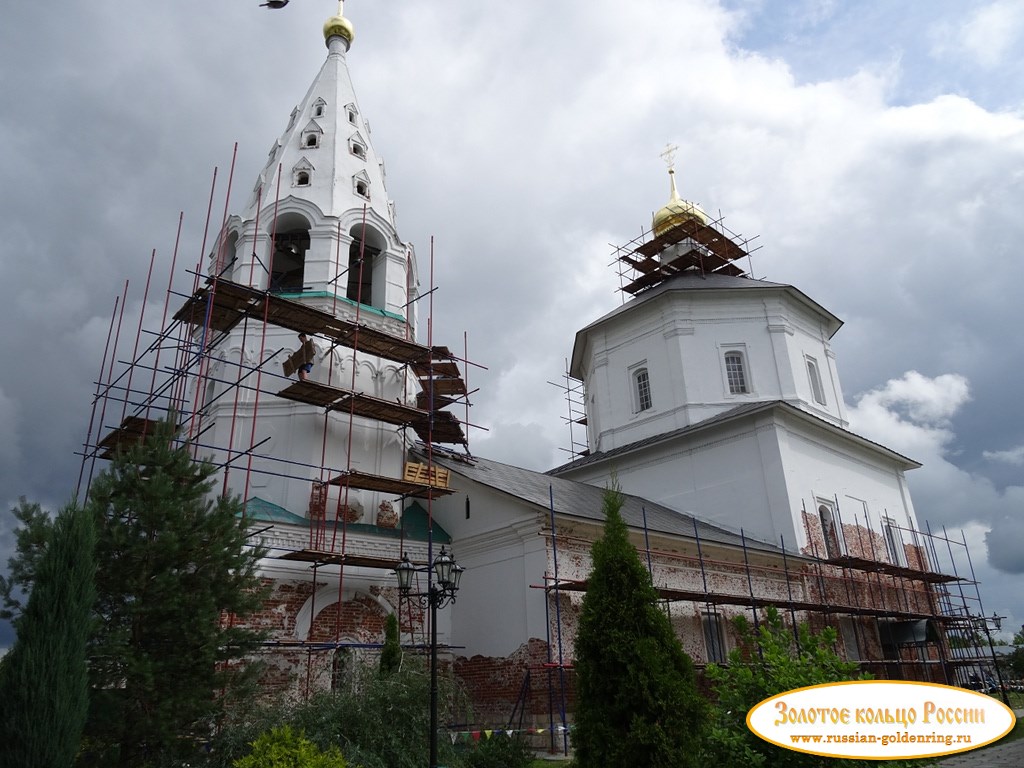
[
  {"left": 882, "top": 516, "right": 905, "bottom": 566},
  {"left": 806, "top": 356, "right": 826, "bottom": 405},
  {"left": 724, "top": 350, "right": 748, "bottom": 394},
  {"left": 632, "top": 367, "right": 653, "bottom": 412},
  {"left": 817, "top": 501, "right": 841, "bottom": 559},
  {"left": 702, "top": 611, "right": 727, "bottom": 664}
]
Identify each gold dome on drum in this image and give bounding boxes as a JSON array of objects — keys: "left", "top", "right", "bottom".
[
  {"left": 652, "top": 168, "right": 708, "bottom": 236},
  {"left": 323, "top": 8, "right": 355, "bottom": 46}
]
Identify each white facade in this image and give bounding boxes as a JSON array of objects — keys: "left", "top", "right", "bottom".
[
  {"left": 570, "top": 272, "right": 848, "bottom": 454},
  {"left": 557, "top": 262, "right": 922, "bottom": 561},
  {"left": 198, "top": 19, "right": 420, "bottom": 523}
]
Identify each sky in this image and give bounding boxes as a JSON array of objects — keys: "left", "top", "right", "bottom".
[{"left": 1, "top": 0, "right": 1022, "bottom": 650}]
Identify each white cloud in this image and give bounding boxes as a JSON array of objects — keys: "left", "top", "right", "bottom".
[
  {"left": 930, "top": 0, "right": 1024, "bottom": 69},
  {"left": 982, "top": 445, "right": 1024, "bottom": 465},
  {"left": 848, "top": 372, "right": 1024, "bottom": 577}
]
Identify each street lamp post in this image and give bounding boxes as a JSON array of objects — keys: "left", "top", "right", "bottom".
[
  {"left": 395, "top": 548, "right": 464, "bottom": 768},
  {"left": 973, "top": 612, "right": 1010, "bottom": 708}
]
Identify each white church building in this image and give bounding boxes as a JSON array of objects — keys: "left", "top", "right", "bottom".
[{"left": 93, "top": 5, "right": 977, "bottom": 732}]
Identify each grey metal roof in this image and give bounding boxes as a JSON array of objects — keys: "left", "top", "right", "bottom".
[
  {"left": 421, "top": 448, "right": 783, "bottom": 555},
  {"left": 548, "top": 399, "right": 920, "bottom": 475},
  {"left": 579, "top": 271, "right": 840, "bottom": 336}
]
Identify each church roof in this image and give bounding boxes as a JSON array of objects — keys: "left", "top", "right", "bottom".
[
  {"left": 548, "top": 399, "right": 921, "bottom": 475},
  {"left": 424, "top": 449, "right": 784, "bottom": 555},
  {"left": 571, "top": 271, "right": 843, "bottom": 378}
]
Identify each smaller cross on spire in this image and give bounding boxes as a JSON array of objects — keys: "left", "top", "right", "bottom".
[{"left": 660, "top": 143, "right": 679, "bottom": 172}]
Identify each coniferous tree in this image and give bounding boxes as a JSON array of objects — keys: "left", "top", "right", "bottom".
[
  {"left": 0, "top": 502, "right": 96, "bottom": 767},
  {"left": 0, "top": 497, "right": 55, "bottom": 623},
  {"left": 379, "top": 612, "right": 402, "bottom": 675},
  {"left": 572, "top": 487, "right": 706, "bottom": 768},
  {"left": 82, "top": 422, "right": 268, "bottom": 767}
]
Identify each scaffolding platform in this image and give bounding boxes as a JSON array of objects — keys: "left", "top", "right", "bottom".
[
  {"left": 277, "top": 549, "right": 402, "bottom": 569},
  {"left": 275, "top": 381, "right": 467, "bottom": 445},
  {"left": 327, "top": 468, "right": 455, "bottom": 499},
  {"left": 97, "top": 415, "right": 173, "bottom": 458}
]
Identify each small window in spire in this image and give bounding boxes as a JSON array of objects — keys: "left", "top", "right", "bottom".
[
  {"left": 355, "top": 180, "right": 369, "bottom": 199},
  {"left": 312, "top": 98, "right": 327, "bottom": 118},
  {"left": 305, "top": 134, "right": 319, "bottom": 148},
  {"left": 296, "top": 171, "right": 310, "bottom": 187},
  {"left": 351, "top": 140, "right": 367, "bottom": 160},
  {"left": 345, "top": 103, "right": 358, "bottom": 125}
]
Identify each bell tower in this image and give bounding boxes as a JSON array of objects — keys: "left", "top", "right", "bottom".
[{"left": 211, "top": 1, "right": 417, "bottom": 338}]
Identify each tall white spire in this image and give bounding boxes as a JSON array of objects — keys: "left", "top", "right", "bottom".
[
  {"left": 220, "top": 4, "right": 415, "bottom": 326},
  {"left": 243, "top": 4, "right": 391, "bottom": 227}
]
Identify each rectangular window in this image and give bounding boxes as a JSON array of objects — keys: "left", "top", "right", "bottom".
[
  {"left": 817, "top": 502, "right": 841, "bottom": 559},
  {"left": 702, "top": 611, "right": 727, "bottom": 664},
  {"left": 634, "top": 368, "right": 651, "bottom": 411},
  {"left": 882, "top": 516, "right": 905, "bottom": 566},
  {"left": 839, "top": 618, "right": 861, "bottom": 662},
  {"left": 806, "top": 357, "right": 826, "bottom": 405},
  {"left": 724, "top": 351, "right": 748, "bottom": 394}
]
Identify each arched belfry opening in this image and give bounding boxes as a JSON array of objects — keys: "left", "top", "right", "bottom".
[
  {"left": 270, "top": 213, "right": 312, "bottom": 294},
  {"left": 346, "top": 223, "right": 385, "bottom": 308}
]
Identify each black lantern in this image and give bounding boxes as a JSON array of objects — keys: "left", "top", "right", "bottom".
[{"left": 393, "top": 547, "right": 465, "bottom": 768}]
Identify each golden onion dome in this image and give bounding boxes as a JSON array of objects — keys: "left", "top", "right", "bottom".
[
  {"left": 652, "top": 168, "right": 708, "bottom": 236},
  {"left": 323, "top": 9, "right": 355, "bottom": 46}
]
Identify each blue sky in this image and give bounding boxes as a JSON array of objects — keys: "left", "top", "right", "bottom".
[{"left": 1, "top": 0, "right": 1023, "bottom": 650}]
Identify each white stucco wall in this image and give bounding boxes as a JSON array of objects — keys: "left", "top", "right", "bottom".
[
  {"left": 557, "top": 406, "right": 920, "bottom": 556},
  {"left": 574, "top": 280, "right": 846, "bottom": 453},
  {"left": 428, "top": 480, "right": 549, "bottom": 658}
]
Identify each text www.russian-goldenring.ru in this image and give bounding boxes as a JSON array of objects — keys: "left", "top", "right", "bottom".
[{"left": 789, "top": 732, "right": 972, "bottom": 747}]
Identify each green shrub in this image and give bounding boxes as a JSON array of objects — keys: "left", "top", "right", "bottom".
[
  {"left": 460, "top": 734, "right": 534, "bottom": 768},
  {"left": 234, "top": 726, "right": 347, "bottom": 767},
  {"left": 703, "top": 606, "right": 870, "bottom": 767}
]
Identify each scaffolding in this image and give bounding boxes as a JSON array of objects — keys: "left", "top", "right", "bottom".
[
  {"left": 77, "top": 156, "right": 482, "bottom": 698},
  {"left": 522, "top": 487, "right": 997, "bottom": 753}
]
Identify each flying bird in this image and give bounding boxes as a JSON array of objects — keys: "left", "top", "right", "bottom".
[{"left": 260, "top": 1, "right": 290, "bottom": 9}]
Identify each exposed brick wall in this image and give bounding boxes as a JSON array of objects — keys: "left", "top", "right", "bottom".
[{"left": 454, "top": 638, "right": 576, "bottom": 732}]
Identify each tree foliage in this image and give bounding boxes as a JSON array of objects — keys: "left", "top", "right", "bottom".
[
  {"left": 233, "top": 726, "right": 348, "bottom": 768},
  {"left": 379, "top": 612, "right": 402, "bottom": 675},
  {"left": 0, "top": 502, "right": 96, "bottom": 767},
  {"left": 77, "top": 422, "right": 268, "bottom": 766},
  {"left": 0, "top": 497, "right": 55, "bottom": 623},
  {"left": 572, "top": 486, "right": 706, "bottom": 768},
  {"left": 703, "top": 606, "right": 869, "bottom": 768},
  {"left": 201, "top": 659, "right": 471, "bottom": 768}
]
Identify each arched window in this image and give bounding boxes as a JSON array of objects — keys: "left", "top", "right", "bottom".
[
  {"left": 633, "top": 367, "right": 652, "bottom": 412},
  {"left": 346, "top": 225, "right": 385, "bottom": 307},
  {"left": 270, "top": 214, "right": 312, "bottom": 294},
  {"left": 351, "top": 141, "right": 367, "bottom": 160},
  {"left": 295, "top": 171, "right": 310, "bottom": 186},
  {"left": 305, "top": 133, "right": 319, "bottom": 148},
  {"left": 355, "top": 179, "right": 370, "bottom": 199},
  {"left": 724, "top": 351, "right": 748, "bottom": 394}
]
